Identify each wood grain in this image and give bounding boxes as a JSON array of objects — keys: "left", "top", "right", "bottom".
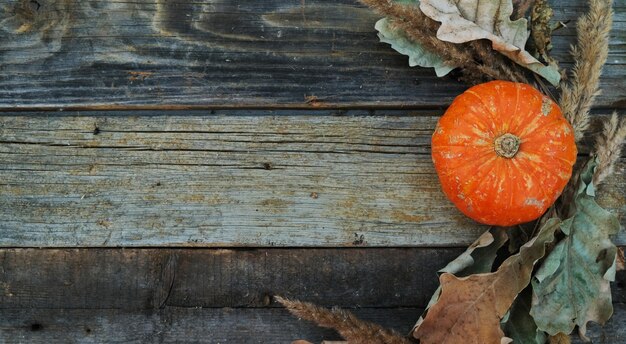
[
  {"left": 1, "top": 111, "right": 623, "bottom": 247},
  {"left": 0, "top": 248, "right": 463, "bottom": 309},
  {"left": 0, "top": 305, "right": 624, "bottom": 343},
  {"left": 0, "top": 0, "right": 623, "bottom": 109},
  {"left": 1, "top": 308, "right": 418, "bottom": 344}
]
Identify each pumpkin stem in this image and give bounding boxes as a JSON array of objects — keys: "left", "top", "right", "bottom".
[{"left": 494, "top": 133, "right": 520, "bottom": 158}]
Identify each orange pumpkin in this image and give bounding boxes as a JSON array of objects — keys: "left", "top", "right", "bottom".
[{"left": 431, "top": 80, "right": 577, "bottom": 226}]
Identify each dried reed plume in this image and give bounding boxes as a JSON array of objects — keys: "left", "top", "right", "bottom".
[
  {"left": 559, "top": 0, "right": 613, "bottom": 142},
  {"left": 275, "top": 296, "right": 412, "bottom": 344},
  {"left": 593, "top": 112, "right": 626, "bottom": 186},
  {"left": 359, "top": 0, "right": 528, "bottom": 84}
]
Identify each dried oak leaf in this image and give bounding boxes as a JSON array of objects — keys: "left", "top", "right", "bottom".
[
  {"left": 530, "top": 159, "right": 620, "bottom": 340},
  {"left": 530, "top": 0, "right": 554, "bottom": 60},
  {"left": 413, "top": 227, "right": 509, "bottom": 332},
  {"left": 413, "top": 218, "right": 560, "bottom": 344},
  {"left": 419, "top": 0, "right": 561, "bottom": 85}
]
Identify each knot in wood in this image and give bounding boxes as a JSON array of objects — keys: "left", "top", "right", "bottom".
[{"left": 0, "top": 0, "right": 72, "bottom": 64}]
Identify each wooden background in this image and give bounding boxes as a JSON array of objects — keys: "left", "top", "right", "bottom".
[{"left": 0, "top": 0, "right": 624, "bottom": 342}]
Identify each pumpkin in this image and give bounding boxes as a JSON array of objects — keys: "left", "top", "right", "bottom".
[{"left": 431, "top": 80, "right": 577, "bottom": 226}]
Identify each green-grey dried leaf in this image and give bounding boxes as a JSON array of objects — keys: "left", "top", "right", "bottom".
[
  {"left": 530, "top": 159, "right": 621, "bottom": 340},
  {"left": 375, "top": 17, "right": 455, "bottom": 76}
]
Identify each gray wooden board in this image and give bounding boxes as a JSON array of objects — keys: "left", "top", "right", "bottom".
[
  {"left": 0, "top": 248, "right": 462, "bottom": 309},
  {"left": 3, "top": 307, "right": 418, "bottom": 344},
  {"left": 0, "top": 0, "right": 624, "bottom": 109},
  {"left": 0, "top": 248, "right": 624, "bottom": 310},
  {"left": 0, "top": 305, "right": 625, "bottom": 343},
  {"left": 1, "top": 111, "right": 624, "bottom": 247}
]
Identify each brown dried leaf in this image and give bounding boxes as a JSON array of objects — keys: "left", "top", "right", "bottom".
[
  {"left": 528, "top": 0, "right": 562, "bottom": 76},
  {"left": 419, "top": 0, "right": 560, "bottom": 85},
  {"left": 530, "top": 0, "right": 553, "bottom": 58},
  {"left": 413, "top": 218, "right": 560, "bottom": 344},
  {"left": 413, "top": 227, "right": 509, "bottom": 332},
  {"left": 548, "top": 333, "right": 571, "bottom": 344}
]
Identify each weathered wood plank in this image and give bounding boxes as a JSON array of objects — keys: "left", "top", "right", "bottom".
[
  {"left": 2, "top": 308, "right": 418, "bottom": 344},
  {"left": 1, "top": 305, "right": 624, "bottom": 343},
  {"left": 0, "top": 0, "right": 623, "bottom": 109},
  {"left": 0, "top": 248, "right": 462, "bottom": 309},
  {"left": 0, "top": 248, "right": 624, "bottom": 310},
  {"left": 1, "top": 112, "right": 624, "bottom": 247}
]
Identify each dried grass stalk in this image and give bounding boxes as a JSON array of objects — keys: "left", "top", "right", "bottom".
[
  {"left": 275, "top": 296, "right": 412, "bottom": 344},
  {"left": 559, "top": 0, "right": 613, "bottom": 142},
  {"left": 358, "top": 0, "right": 439, "bottom": 32},
  {"left": 593, "top": 112, "right": 626, "bottom": 186},
  {"left": 469, "top": 40, "right": 529, "bottom": 84}
]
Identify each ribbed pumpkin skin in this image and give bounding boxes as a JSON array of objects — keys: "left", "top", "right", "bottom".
[{"left": 432, "top": 81, "right": 577, "bottom": 226}]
